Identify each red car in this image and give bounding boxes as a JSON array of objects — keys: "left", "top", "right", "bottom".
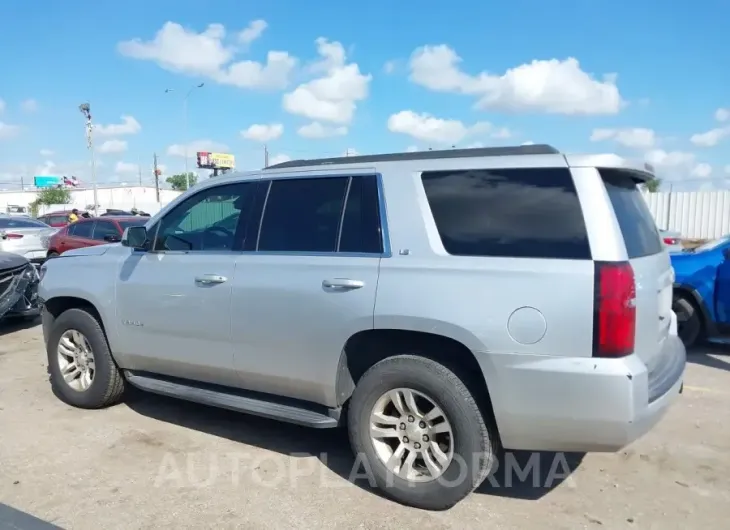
[
  {"left": 47, "top": 216, "right": 148, "bottom": 257},
  {"left": 36, "top": 210, "right": 89, "bottom": 228}
]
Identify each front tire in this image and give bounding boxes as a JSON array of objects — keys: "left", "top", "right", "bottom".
[
  {"left": 348, "top": 355, "right": 496, "bottom": 510},
  {"left": 47, "top": 308, "right": 125, "bottom": 408},
  {"left": 674, "top": 295, "right": 702, "bottom": 347}
]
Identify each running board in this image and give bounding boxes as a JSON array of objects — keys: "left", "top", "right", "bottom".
[{"left": 124, "top": 371, "right": 339, "bottom": 428}]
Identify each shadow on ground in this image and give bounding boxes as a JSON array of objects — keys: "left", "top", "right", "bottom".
[
  {"left": 687, "top": 344, "right": 730, "bottom": 372},
  {"left": 0, "top": 317, "right": 40, "bottom": 337},
  {"left": 124, "top": 388, "right": 581, "bottom": 504}
]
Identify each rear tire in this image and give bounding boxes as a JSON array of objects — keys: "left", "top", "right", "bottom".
[
  {"left": 673, "top": 295, "right": 702, "bottom": 347},
  {"left": 47, "top": 308, "right": 125, "bottom": 408},
  {"left": 348, "top": 355, "right": 495, "bottom": 510}
]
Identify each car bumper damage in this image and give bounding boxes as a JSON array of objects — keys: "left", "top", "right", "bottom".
[{"left": 0, "top": 263, "right": 40, "bottom": 319}]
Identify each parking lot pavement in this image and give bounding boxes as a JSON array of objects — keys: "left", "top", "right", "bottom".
[{"left": 1, "top": 322, "right": 729, "bottom": 530}]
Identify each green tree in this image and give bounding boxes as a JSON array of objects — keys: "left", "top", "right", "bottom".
[
  {"left": 29, "top": 187, "right": 72, "bottom": 217},
  {"left": 642, "top": 177, "right": 662, "bottom": 193},
  {"left": 166, "top": 172, "right": 198, "bottom": 191}
]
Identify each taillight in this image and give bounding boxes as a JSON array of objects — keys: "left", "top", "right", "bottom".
[
  {"left": 663, "top": 237, "right": 679, "bottom": 245},
  {"left": 593, "top": 261, "right": 636, "bottom": 358},
  {"left": 1, "top": 232, "right": 23, "bottom": 239}
]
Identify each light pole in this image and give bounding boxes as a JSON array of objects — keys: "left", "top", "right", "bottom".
[
  {"left": 78, "top": 103, "right": 98, "bottom": 216},
  {"left": 165, "top": 83, "right": 204, "bottom": 190}
]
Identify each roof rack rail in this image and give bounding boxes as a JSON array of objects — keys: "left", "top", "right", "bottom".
[{"left": 264, "top": 144, "right": 561, "bottom": 170}]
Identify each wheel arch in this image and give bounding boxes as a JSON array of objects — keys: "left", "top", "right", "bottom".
[
  {"left": 673, "top": 282, "right": 716, "bottom": 337},
  {"left": 336, "top": 328, "right": 500, "bottom": 440},
  {"left": 42, "top": 296, "right": 110, "bottom": 347}
]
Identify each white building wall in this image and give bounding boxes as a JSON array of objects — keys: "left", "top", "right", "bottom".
[
  {"left": 643, "top": 190, "right": 730, "bottom": 239},
  {"left": 0, "top": 186, "right": 182, "bottom": 216}
]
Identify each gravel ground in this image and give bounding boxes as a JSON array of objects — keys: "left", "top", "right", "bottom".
[{"left": 1, "top": 320, "right": 729, "bottom": 529}]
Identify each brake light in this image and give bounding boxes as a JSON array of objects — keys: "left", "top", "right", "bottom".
[
  {"left": 663, "top": 237, "right": 679, "bottom": 245},
  {"left": 593, "top": 261, "right": 636, "bottom": 358},
  {"left": 1, "top": 233, "right": 23, "bottom": 239}
]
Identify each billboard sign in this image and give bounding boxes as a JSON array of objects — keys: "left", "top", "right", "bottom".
[
  {"left": 197, "top": 152, "right": 235, "bottom": 170},
  {"left": 34, "top": 175, "right": 62, "bottom": 188}
]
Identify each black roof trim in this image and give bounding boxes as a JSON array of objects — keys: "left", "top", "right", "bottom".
[{"left": 264, "top": 144, "right": 560, "bottom": 170}]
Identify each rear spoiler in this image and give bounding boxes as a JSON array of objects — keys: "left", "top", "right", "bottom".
[{"left": 564, "top": 154, "right": 656, "bottom": 182}]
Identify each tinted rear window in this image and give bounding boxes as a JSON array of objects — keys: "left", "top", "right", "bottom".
[
  {"left": 421, "top": 168, "right": 591, "bottom": 259},
  {"left": 600, "top": 169, "right": 663, "bottom": 259}
]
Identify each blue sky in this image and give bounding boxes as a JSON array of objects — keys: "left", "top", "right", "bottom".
[{"left": 1, "top": 0, "right": 729, "bottom": 190}]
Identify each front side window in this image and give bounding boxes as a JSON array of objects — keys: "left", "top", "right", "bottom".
[
  {"left": 153, "top": 182, "right": 257, "bottom": 251},
  {"left": 70, "top": 221, "right": 94, "bottom": 239},
  {"left": 421, "top": 168, "right": 591, "bottom": 259},
  {"left": 92, "top": 221, "right": 119, "bottom": 241}
]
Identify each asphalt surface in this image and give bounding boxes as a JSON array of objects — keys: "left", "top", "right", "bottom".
[{"left": 1, "top": 319, "right": 729, "bottom": 529}]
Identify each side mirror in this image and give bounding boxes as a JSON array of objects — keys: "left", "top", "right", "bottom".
[
  {"left": 122, "top": 226, "right": 149, "bottom": 250},
  {"left": 723, "top": 247, "right": 730, "bottom": 261},
  {"left": 104, "top": 234, "right": 121, "bottom": 243}
]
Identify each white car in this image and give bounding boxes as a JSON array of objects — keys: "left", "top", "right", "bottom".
[{"left": 660, "top": 229, "right": 683, "bottom": 253}]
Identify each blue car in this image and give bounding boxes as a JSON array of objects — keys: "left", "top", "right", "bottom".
[{"left": 671, "top": 235, "right": 730, "bottom": 346}]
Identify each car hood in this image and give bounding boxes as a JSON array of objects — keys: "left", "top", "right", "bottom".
[
  {"left": 0, "top": 251, "right": 30, "bottom": 271},
  {"left": 59, "top": 244, "right": 115, "bottom": 258}
]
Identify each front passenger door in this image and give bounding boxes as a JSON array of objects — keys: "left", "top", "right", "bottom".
[{"left": 114, "top": 181, "right": 259, "bottom": 387}]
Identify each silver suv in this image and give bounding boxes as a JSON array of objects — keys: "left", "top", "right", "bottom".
[{"left": 38, "top": 145, "right": 686, "bottom": 510}]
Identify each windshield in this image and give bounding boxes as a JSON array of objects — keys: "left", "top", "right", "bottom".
[
  {"left": 693, "top": 236, "right": 730, "bottom": 252},
  {"left": 0, "top": 217, "right": 49, "bottom": 229}
]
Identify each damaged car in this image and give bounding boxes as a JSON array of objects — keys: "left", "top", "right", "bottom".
[{"left": 0, "top": 251, "right": 40, "bottom": 322}]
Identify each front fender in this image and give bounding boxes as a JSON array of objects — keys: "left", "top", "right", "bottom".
[{"left": 39, "top": 255, "right": 120, "bottom": 348}]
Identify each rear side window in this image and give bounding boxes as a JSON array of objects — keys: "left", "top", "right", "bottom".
[
  {"left": 600, "top": 169, "right": 662, "bottom": 259},
  {"left": 257, "top": 177, "right": 349, "bottom": 252},
  {"left": 421, "top": 168, "right": 591, "bottom": 259}
]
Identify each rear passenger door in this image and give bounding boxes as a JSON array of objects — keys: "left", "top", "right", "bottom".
[{"left": 231, "top": 174, "right": 385, "bottom": 407}]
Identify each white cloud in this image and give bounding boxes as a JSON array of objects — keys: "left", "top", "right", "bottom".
[
  {"left": 406, "top": 145, "right": 419, "bottom": 152},
  {"left": 522, "top": 140, "right": 535, "bottom": 145},
  {"left": 590, "top": 127, "right": 656, "bottom": 149},
  {"left": 269, "top": 153, "right": 291, "bottom": 166},
  {"left": 282, "top": 38, "right": 371, "bottom": 124},
  {"left": 409, "top": 45, "right": 623, "bottom": 115},
  {"left": 115, "top": 161, "right": 139, "bottom": 173},
  {"left": 20, "top": 99, "right": 38, "bottom": 112},
  {"left": 297, "top": 121, "right": 348, "bottom": 139},
  {"left": 383, "top": 60, "right": 398, "bottom": 74},
  {"left": 491, "top": 127, "right": 512, "bottom": 140},
  {"left": 644, "top": 149, "right": 712, "bottom": 182},
  {"left": 98, "top": 139, "right": 128, "bottom": 154},
  {"left": 95, "top": 116, "right": 141, "bottom": 136},
  {"left": 715, "top": 108, "right": 729, "bottom": 122},
  {"left": 167, "top": 139, "right": 229, "bottom": 157},
  {"left": 238, "top": 19, "right": 267, "bottom": 45},
  {"left": 691, "top": 163, "right": 712, "bottom": 178},
  {"left": 725, "top": 165, "right": 730, "bottom": 174},
  {"left": 0, "top": 122, "right": 20, "bottom": 140},
  {"left": 118, "top": 22, "right": 296, "bottom": 91},
  {"left": 39, "top": 149, "right": 54, "bottom": 157},
  {"left": 0, "top": 98, "right": 5, "bottom": 113},
  {"left": 241, "top": 123, "right": 284, "bottom": 142},
  {"left": 387, "top": 110, "right": 490, "bottom": 145},
  {"left": 690, "top": 126, "right": 730, "bottom": 147}
]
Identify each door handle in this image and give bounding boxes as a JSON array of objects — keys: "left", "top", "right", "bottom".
[
  {"left": 322, "top": 278, "right": 364, "bottom": 290},
  {"left": 195, "top": 274, "right": 228, "bottom": 285}
]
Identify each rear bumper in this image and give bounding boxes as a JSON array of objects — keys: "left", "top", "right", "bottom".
[{"left": 482, "top": 335, "right": 686, "bottom": 453}]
